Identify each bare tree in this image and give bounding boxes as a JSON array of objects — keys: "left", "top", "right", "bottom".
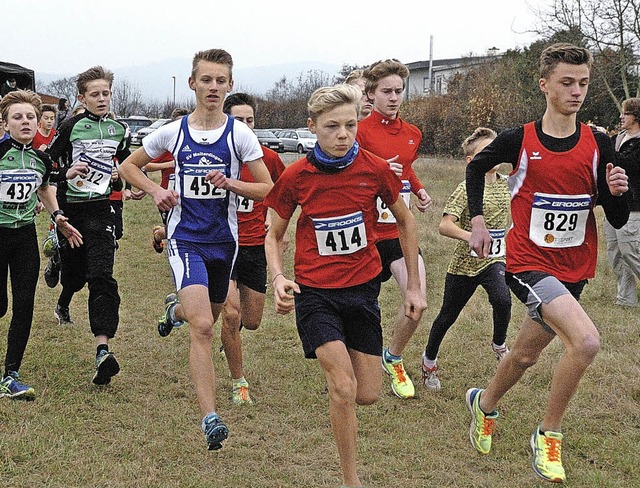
[
  {"left": 40, "top": 76, "right": 78, "bottom": 108},
  {"left": 531, "top": 0, "right": 640, "bottom": 108},
  {"left": 111, "top": 79, "right": 145, "bottom": 116}
]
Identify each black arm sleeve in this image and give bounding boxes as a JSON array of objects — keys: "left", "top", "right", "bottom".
[
  {"left": 466, "top": 127, "right": 523, "bottom": 218},
  {"left": 595, "top": 130, "right": 629, "bottom": 229}
]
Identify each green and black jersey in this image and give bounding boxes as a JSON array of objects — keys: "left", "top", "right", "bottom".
[
  {"left": 49, "top": 111, "right": 129, "bottom": 202},
  {"left": 0, "top": 138, "right": 52, "bottom": 228}
]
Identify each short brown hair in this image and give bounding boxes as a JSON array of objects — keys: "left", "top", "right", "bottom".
[
  {"left": 622, "top": 98, "right": 640, "bottom": 120},
  {"left": 539, "top": 43, "right": 592, "bottom": 79},
  {"left": 0, "top": 89, "right": 43, "bottom": 123},
  {"left": 41, "top": 104, "right": 57, "bottom": 115},
  {"left": 191, "top": 49, "right": 233, "bottom": 80},
  {"left": 76, "top": 66, "right": 114, "bottom": 94},
  {"left": 363, "top": 59, "right": 409, "bottom": 94},
  {"left": 462, "top": 127, "right": 497, "bottom": 157}
]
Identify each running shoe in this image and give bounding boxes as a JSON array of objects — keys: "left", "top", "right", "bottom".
[
  {"left": 466, "top": 388, "right": 498, "bottom": 454},
  {"left": 42, "top": 228, "right": 59, "bottom": 257},
  {"left": 54, "top": 304, "right": 74, "bottom": 325},
  {"left": 492, "top": 343, "right": 510, "bottom": 362},
  {"left": 158, "top": 293, "right": 184, "bottom": 337},
  {"left": 92, "top": 350, "right": 120, "bottom": 385},
  {"left": 231, "top": 379, "right": 253, "bottom": 405},
  {"left": 202, "top": 412, "right": 229, "bottom": 450},
  {"left": 381, "top": 348, "right": 415, "bottom": 399},
  {"left": 152, "top": 225, "right": 165, "bottom": 253},
  {"left": 531, "top": 426, "right": 566, "bottom": 483},
  {"left": 421, "top": 354, "right": 441, "bottom": 391},
  {"left": 0, "top": 371, "right": 35, "bottom": 400},
  {"left": 44, "top": 253, "right": 61, "bottom": 288}
]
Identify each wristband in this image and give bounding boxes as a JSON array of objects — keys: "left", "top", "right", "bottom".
[
  {"left": 51, "top": 209, "right": 65, "bottom": 222},
  {"left": 271, "top": 272, "right": 285, "bottom": 284}
]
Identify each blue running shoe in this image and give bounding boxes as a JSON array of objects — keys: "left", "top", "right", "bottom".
[
  {"left": 0, "top": 371, "right": 35, "bottom": 400},
  {"left": 158, "top": 293, "right": 184, "bottom": 337},
  {"left": 92, "top": 350, "right": 120, "bottom": 385},
  {"left": 202, "top": 412, "right": 229, "bottom": 450}
]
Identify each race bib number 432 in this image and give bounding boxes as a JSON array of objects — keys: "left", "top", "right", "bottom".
[
  {"left": 0, "top": 170, "right": 40, "bottom": 203},
  {"left": 529, "top": 193, "right": 591, "bottom": 248},
  {"left": 183, "top": 164, "right": 227, "bottom": 199},
  {"left": 313, "top": 211, "right": 368, "bottom": 256}
]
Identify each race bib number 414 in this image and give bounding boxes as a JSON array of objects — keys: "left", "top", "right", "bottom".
[
  {"left": 313, "top": 211, "right": 368, "bottom": 256},
  {"left": 529, "top": 193, "right": 591, "bottom": 248}
]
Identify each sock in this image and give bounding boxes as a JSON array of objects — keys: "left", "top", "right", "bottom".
[
  {"left": 97, "top": 344, "right": 109, "bottom": 355},
  {"left": 384, "top": 347, "right": 402, "bottom": 362},
  {"left": 422, "top": 355, "right": 437, "bottom": 369},
  {"left": 493, "top": 342, "right": 506, "bottom": 349}
]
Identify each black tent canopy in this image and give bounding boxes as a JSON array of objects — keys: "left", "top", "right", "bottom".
[{"left": 0, "top": 61, "right": 35, "bottom": 91}]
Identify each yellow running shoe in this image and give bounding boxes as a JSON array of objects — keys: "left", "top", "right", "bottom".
[
  {"left": 381, "top": 348, "right": 415, "bottom": 399},
  {"left": 231, "top": 379, "right": 253, "bottom": 405},
  {"left": 530, "top": 426, "right": 566, "bottom": 483},
  {"left": 466, "top": 388, "right": 498, "bottom": 454}
]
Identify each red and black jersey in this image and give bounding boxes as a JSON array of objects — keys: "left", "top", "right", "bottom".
[
  {"left": 237, "top": 146, "right": 285, "bottom": 246},
  {"left": 356, "top": 110, "right": 424, "bottom": 241},
  {"left": 265, "top": 148, "right": 402, "bottom": 288}
]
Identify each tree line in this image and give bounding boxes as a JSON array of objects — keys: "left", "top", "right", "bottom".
[{"left": 38, "top": 0, "right": 639, "bottom": 156}]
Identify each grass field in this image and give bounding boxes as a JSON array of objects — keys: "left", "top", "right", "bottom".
[{"left": 1, "top": 154, "right": 639, "bottom": 487}]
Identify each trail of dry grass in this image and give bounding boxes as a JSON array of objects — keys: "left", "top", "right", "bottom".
[{"left": 1, "top": 156, "right": 638, "bottom": 487}]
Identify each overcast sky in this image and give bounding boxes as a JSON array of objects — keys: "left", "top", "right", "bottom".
[{"left": 5, "top": 0, "right": 544, "bottom": 75}]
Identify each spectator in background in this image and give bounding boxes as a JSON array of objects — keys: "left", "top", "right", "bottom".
[
  {"left": 56, "top": 98, "right": 70, "bottom": 127},
  {"left": 1, "top": 78, "right": 18, "bottom": 97},
  {"left": 604, "top": 97, "right": 640, "bottom": 306},
  {"left": 32, "top": 104, "right": 57, "bottom": 151}
]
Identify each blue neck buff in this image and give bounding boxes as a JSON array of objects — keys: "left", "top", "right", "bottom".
[{"left": 309, "top": 141, "right": 359, "bottom": 174}]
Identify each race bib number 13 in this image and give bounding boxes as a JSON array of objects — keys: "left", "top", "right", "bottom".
[
  {"left": 530, "top": 193, "right": 590, "bottom": 248},
  {"left": 470, "top": 229, "right": 506, "bottom": 258},
  {"left": 313, "top": 211, "right": 368, "bottom": 256}
]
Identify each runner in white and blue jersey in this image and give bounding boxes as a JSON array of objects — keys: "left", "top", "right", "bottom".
[{"left": 119, "top": 49, "right": 273, "bottom": 451}]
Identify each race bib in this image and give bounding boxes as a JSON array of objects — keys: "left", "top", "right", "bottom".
[
  {"left": 183, "top": 163, "right": 227, "bottom": 200},
  {"left": 470, "top": 229, "right": 506, "bottom": 258},
  {"left": 0, "top": 170, "right": 40, "bottom": 203},
  {"left": 313, "top": 211, "right": 368, "bottom": 256},
  {"left": 168, "top": 173, "right": 176, "bottom": 192},
  {"left": 69, "top": 153, "right": 112, "bottom": 194},
  {"left": 530, "top": 193, "right": 590, "bottom": 248},
  {"left": 236, "top": 195, "right": 254, "bottom": 213},
  {"left": 377, "top": 180, "right": 411, "bottom": 224}
]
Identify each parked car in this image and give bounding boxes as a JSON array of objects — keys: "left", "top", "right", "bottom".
[
  {"left": 254, "top": 129, "right": 284, "bottom": 153},
  {"left": 278, "top": 129, "right": 317, "bottom": 153},
  {"left": 131, "top": 118, "right": 171, "bottom": 145},
  {"left": 116, "top": 116, "right": 152, "bottom": 147}
]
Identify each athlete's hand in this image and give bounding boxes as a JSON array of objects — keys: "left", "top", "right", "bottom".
[
  {"left": 469, "top": 215, "right": 492, "bottom": 258},
  {"left": 205, "top": 170, "right": 228, "bottom": 190},
  {"left": 66, "top": 161, "right": 89, "bottom": 179},
  {"left": 55, "top": 217, "right": 83, "bottom": 248},
  {"left": 111, "top": 165, "right": 119, "bottom": 182},
  {"left": 606, "top": 163, "right": 628, "bottom": 197},
  {"left": 386, "top": 155, "right": 403, "bottom": 176},
  {"left": 404, "top": 287, "right": 427, "bottom": 322},
  {"left": 152, "top": 188, "right": 179, "bottom": 212},
  {"left": 272, "top": 275, "right": 299, "bottom": 315},
  {"left": 129, "top": 189, "right": 146, "bottom": 200},
  {"left": 34, "top": 201, "right": 45, "bottom": 215},
  {"left": 415, "top": 188, "right": 432, "bottom": 212}
]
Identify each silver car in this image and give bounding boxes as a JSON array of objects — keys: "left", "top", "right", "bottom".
[{"left": 278, "top": 129, "right": 317, "bottom": 153}]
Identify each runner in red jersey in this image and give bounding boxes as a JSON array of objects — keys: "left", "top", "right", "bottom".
[
  {"left": 464, "top": 44, "right": 629, "bottom": 484},
  {"left": 356, "top": 59, "right": 431, "bottom": 399},
  {"left": 221, "top": 93, "right": 286, "bottom": 405},
  {"left": 265, "top": 84, "right": 425, "bottom": 488}
]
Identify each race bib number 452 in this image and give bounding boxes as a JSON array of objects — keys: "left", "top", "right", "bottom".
[
  {"left": 313, "top": 211, "right": 368, "bottom": 256},
  {"left": 529, "top": 193, "right": 591, "bottom": 248},
  {"left": 183, "top": 164, "right": 227, "bottom": 199}
]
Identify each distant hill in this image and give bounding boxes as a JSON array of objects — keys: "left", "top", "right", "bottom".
[{"left": 36, "top": 58, "right": 343, "bottom": 102}]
